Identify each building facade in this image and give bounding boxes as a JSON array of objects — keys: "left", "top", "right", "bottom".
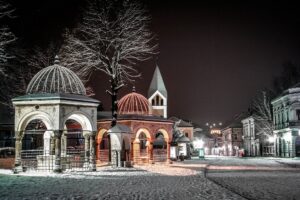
[
  {"left": 241, "top": 116, "right": 258, "bottom": 156},
  {"left": 271, "top": 84, "right": 300, "bottom": 158},
  {"left": 241, "top": 116, "right": 275, "bottom": 157},
  {"left": 96, "top": 66, "right": 173, "bottom": 165},
  {"left": 221, "top": 124, "right": 243, "bottom": 156}
]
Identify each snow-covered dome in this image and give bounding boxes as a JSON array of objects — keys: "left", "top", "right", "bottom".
[
  {"left": 26, "top": 56, "right": 86, "bottom": 95},
  {"left": 118, "top": 87, "right": 150, "bottom": 115}
]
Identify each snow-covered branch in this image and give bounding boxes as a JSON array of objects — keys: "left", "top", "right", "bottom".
[
  {"left": 60, "top": 0, "right": 157, "bottom": 86},
  {"left": 0, "top": 0, "right": 16, "bottom": 75}
]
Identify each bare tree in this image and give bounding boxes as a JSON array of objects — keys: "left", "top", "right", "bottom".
[
  {"left": 0, "top": 0, "right": 16, "bottom": 75},
  {"left": 61, "top": 0, "right": 157, "bottom": 126},
  {"left": 251, "top": 91, "right": 274, "bottom": 136},
  {"left": 273, "top": 61, "right": 300, "bottom": 95},
  {"left": 26, "top": 42, "right": 95, "bottom": 96}
]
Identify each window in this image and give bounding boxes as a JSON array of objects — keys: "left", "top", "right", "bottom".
[
  {"left": 152, "top": 99, "right": 155, "bottom": 105},
  {"left": 185, "top": 133, "right": 189, "bottom": 137},
  {"left": 160, "top": 99, "right": 164, "bottom": 106},
  {"left": 297, "top": 110, "right": 300, "bottom": 120},
  {"left": 156, "top": 95, "right": 159, "bottom": 106}
]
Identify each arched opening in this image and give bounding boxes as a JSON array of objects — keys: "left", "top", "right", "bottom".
[
  {"left": 62, "top": 119, "right": 85, "bottom": 169},
  {"left": 156, "top": 95, "right": 159, "bottom": 106},
  {"left": 61, "top": 112, "right": 95, "bottom": 170},
  {"left": 153, "top": 132, "right": 167, "bottom": 162},
  {"left": 139, "top": 132, "right": 148, "bottom": 157},
  {"left": 22, "top": 119, "right": 46, "bottom": 151},
  {"left": 160, "top": 99, "right": 164, "bottom": 106},
  {"left": 133, "top": 129, "right": 151, "bottom": 164},
  {"left": 21, "top": 119, "right": 52, "bottom": 170},
  {"left": 96, "top": 129, "right": 110, "bottom": 164},
  {"left": 65, "top": 119, "right": 84, "bottom": 149}
]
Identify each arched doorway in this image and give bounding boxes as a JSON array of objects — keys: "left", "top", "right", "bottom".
[
  {"left": 139, "top": 132, "right": 148, "bottom": 158},
  {"left": 62, "top": 112, "right": 94, "bottom": 171},
  {"left": 21, "top": 119, "right": 53, "bottom": 171},
  {"left": 153, "top": 132, "right": 167, "bottom": 162},
  {"left": 96, "top": 129, "right": 110, "bottom": 164},
  {"left": 133, "top": 129, "right": 151, "bottom": 164},
  {"left": 62, "top": 119, "right": 86, "bottom": 170}
]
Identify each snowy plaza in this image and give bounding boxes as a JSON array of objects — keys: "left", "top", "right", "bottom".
[
  {"left": 2, "top": 0, "right": 300, "bottom": 200},
  {"left": 1, "top": 157, "right": 300, "bottom": 200}
]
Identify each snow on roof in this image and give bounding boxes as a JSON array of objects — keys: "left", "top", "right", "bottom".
[{"left": 26, "top": 56, "right": 86, "bottom": 96}]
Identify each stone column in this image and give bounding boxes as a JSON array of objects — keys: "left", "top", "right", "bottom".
[
  {"left": 132, "top": 140, "right": 140, "bottom": 164},
  {"left": 54, "top": 130, "right": 62, "bottom": 173},
  {"left": 166, "top": 141, "right": 172, "bottom": 164},
  {"left": 84, "top": 134, "right": 90, "bottom": 168},
  {"left": 111, "top": 150, "right": 117, "bottom": 168},
  {"left": 148, "top": 142, "right": 154, "bottom": 164},
  {"left": 95, "top": 136, "right": 101, "bottom": 164},
  {"left": 117, "top": 150, "right": 122, "bottom": 167},
  {"left": 50, "top": 136, "right": 55, "bottom": 155},
  {"left": 13, "top": 131, "right": 23, "bottom": 173},
  {"left": 291, "top": 136, "right": 296, "bottom": 158},
  {"left": 89, "top": 132, "right": 96, "bottom": 171}
]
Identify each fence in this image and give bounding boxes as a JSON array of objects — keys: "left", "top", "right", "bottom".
[{"left": 153, "top": 149, "right": 167, "bottom": 162}]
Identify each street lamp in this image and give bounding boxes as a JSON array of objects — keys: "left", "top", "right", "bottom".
[{"left": 268, "top": 136, "right": 275, "bottom": 143}]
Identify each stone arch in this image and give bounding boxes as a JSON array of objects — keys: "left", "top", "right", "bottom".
[
  {"left": 17, "top": 111, "right": 53, "bottom": 135},
  {"left": 152, "top": 128, "right": 170, "bottom": 163},
  {"left": 15, "top": 111, "right": 55, "bottom": 171},
  {"left": 133, "top": 128, "right": 152, "bottom": 164},
  {"left": 97, "top": 128, "right": 108, "bottom": 141},
  {"left": 63, "top": 111, "right": 95, "bottom": 136},
  {"left": 157, "top": 128, "right": 170, "bottom": 142},
  {"left": 135, "top": 128, "right": 152, "bottom": 142},
  {"left": 96, "top": 128, "right": 110, "bottom": 163}
]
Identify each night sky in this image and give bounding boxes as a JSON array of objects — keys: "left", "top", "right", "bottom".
[{"left": 7, "top": 0, "right": 300, "bottom": 126}]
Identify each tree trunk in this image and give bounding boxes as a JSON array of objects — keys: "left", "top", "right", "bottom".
[{"left": 111, "top": 78, "right": 118, "bottom": 127}]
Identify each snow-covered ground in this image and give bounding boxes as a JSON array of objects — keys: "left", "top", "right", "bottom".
[
  {"left": 1, "top": 157, "right": 300, "bottom": 200},
  {"left": 0, "top": 166, "right": 243, "bottom": 200},
  {"left": 207, "top": 171, "right": 300, "bottom": 200},
  {"left": 186, "top": 156, "right": 300, "bottom": 200}
]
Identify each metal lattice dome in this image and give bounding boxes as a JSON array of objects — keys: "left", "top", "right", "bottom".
[
  {"left": 26, "top": 56, "right": 86, "bottom": 95},
  {"left": 118, "top": 87, "right": 150, "bottom": 115}
]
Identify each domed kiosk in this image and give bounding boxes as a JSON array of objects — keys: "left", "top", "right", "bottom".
[{"left": 12, "top": 56, "right": 99, "bottom": 172}]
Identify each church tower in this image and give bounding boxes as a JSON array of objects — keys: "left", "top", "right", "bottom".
[{"left": 148, "top": 65, "right": 168, "bottom": 118}]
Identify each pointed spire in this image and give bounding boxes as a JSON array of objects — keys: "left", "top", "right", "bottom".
[{"left": 148, "top": 65, "right": 167, "bottom": 98}]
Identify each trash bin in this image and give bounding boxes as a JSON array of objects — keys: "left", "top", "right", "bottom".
[{"left": 198, "top": 148, "right": 205, "bottom": 159}]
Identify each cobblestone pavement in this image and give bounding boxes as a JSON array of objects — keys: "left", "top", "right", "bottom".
[{"left": 0, "top": 170, "right": 244, "bottom": 200}]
